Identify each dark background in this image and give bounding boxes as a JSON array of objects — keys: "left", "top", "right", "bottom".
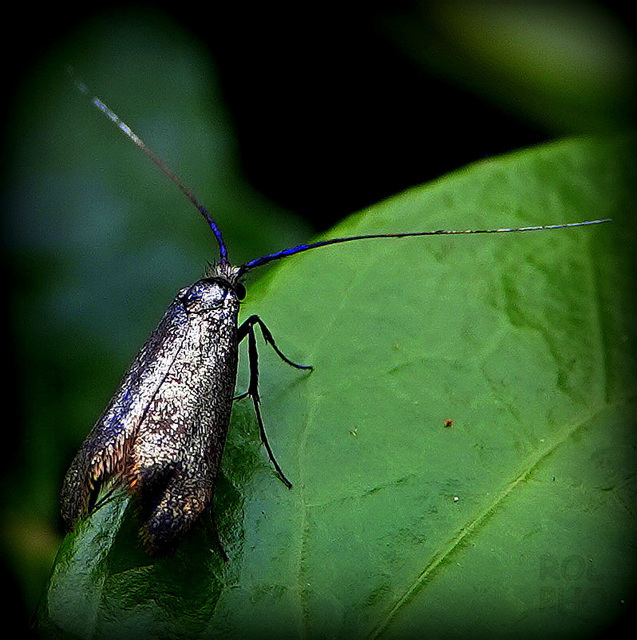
[
  {"left": 5, "top": 2, "right": 634, "bottom": 229},
  {"left": 2, "top": 0, "right": 635, "bottom": 633}
]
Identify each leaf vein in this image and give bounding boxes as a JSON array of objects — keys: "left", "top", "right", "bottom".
[{"left": 368, "top": 408, "right": 603, "bottom": 639}]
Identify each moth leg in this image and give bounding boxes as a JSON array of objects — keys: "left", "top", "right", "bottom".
[
  {"left": 238, "top": 321, "right": 292, "bottom": 488},
  {"left": 238, "top": 315, "right": 313, "bottom": 370},
  {"left": 235, "top": 312, "right": 311, "bottom": 400},
  {"left": 236, "top": 315, "right": 312, "bottom": 488}
]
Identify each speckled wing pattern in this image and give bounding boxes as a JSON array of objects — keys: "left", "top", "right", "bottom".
[{"left": 60, "top": 277, "right": 241, "bottom": 553}]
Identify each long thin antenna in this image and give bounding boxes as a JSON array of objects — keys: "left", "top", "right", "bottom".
[
  {"left": 69, "top": 69, "right": 229, "bottom": 265},
  {"left": 238, "top": 219, "right": 611, "bottom": 275}
]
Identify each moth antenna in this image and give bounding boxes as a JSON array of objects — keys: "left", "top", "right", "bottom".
[
  {"left": 238, "top": 218, "right": 611, "bottom": 275},
  {"left": 68, "top": 68, "right": 229, "bottom": 265}
]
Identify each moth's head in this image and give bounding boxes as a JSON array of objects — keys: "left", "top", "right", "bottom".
[{"left": 204, "top": 262, "right": 245, "bottom": 300}]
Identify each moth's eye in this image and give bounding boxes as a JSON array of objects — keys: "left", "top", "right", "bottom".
[{"left": 235, "top": 282, "right": 247, "bottom": 301}]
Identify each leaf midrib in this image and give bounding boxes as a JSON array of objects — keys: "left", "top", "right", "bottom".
[
  {"left": 263, "top": 195, "right": 611, "bottom": 638},
  {"left": 367, "top": 403, "right": 606, "bottom": 640}
]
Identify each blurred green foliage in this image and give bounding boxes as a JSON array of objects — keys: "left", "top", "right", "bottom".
[{"left": 388, "top": 1, "right": 635, "bottom": 133}]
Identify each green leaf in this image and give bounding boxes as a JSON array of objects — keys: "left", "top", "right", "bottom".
[{"left": 38, "top": 136, "right": 636, "bottom": 639}]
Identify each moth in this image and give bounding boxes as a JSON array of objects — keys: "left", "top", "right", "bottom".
[{"left": 60, "top": 76, "right": 610, "bottom": 554}]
